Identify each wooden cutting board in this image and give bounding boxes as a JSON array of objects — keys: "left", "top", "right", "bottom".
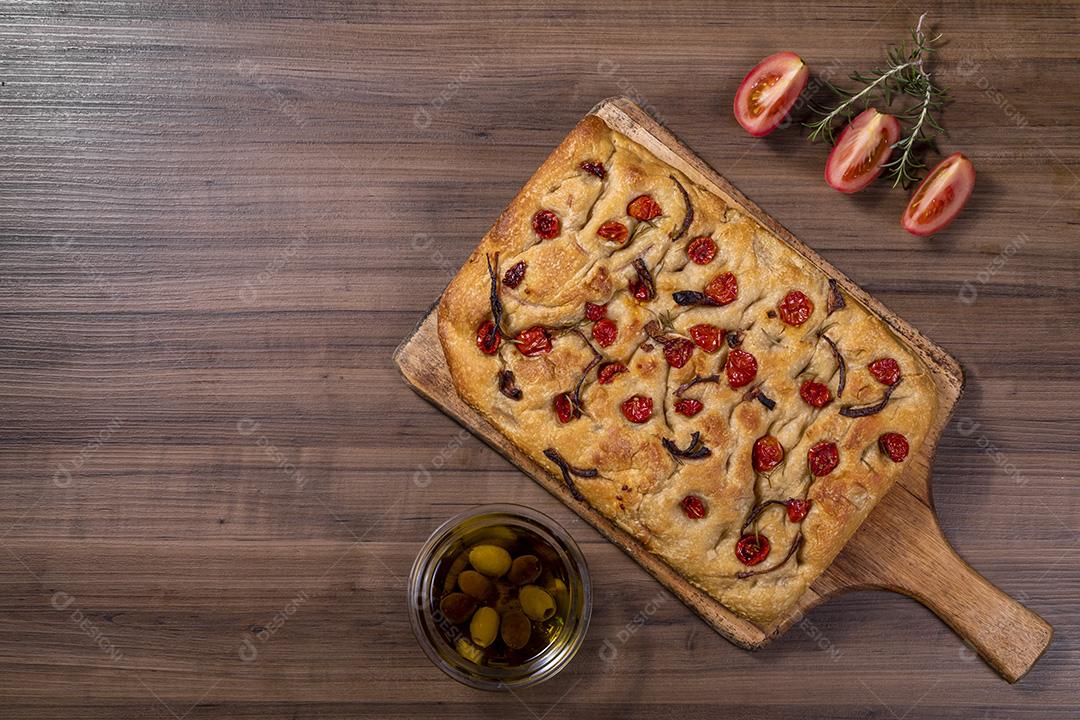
[{"left": 394, "top": 96, "right": 1052, "bottom": 683}]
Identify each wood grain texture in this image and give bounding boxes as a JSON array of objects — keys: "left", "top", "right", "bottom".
[
  {"left": 1, "top": 1, "right": 1078, "bottom": 717},
  {"left": 395, "top": 97, "right": 1052, "bottom": 682}
]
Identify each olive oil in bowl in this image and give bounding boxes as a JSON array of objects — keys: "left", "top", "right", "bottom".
[{"left": 408, "top": 505, "right": 591, "bottom": 690}]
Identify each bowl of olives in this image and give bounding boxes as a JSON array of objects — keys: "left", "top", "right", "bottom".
[{"left": 407, "top": 504, "right": 591, "bottom": 690}]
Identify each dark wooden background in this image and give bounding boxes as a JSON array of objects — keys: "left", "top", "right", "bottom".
[{"left": 1, "top": 1, "right": 1077, "bottom": 718}]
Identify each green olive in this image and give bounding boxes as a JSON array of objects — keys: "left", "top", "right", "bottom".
[
  {"left": 500, "top": 609, "right": 532, "bottom": 650},
  {"left": 519, "top": 585, "right": 557, "bottom": 622},
  {"left": 455, "top": 636, "right": 485, "bottom": 664},
  {"left": 439, "top": 592, "right": 477, "bottom": 625},
  {"left": 477, "top": 526, "right": 518, "bottom": 549},
  {"left": 458, "top": 570, "right": 496, "bottom": 601},
  {"left": 469, "top": 606, "right": 500, "bottom": 648},
  {"left": 507, "top": 554, "right": 542, "bottom": 585},
  {"left": 468, "top": 544, "right": 512, "bottom": 578},
  {"left": 546, "top": 577, "right": 569, "bottom": 616}
]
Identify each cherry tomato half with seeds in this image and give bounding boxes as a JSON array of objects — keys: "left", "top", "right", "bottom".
[
  {"left": 687, "top": 236, "right": 717, "bottom": 265},
  {"left": 785, "top": 498, "right": 812, "bottom": 522},
  {"left": 620, "top": 395, "right": 653, "bottom": 424},
  {"left": 733, "top": 51, "right": 809, "bottom": 137},
  {"left": 502, "top": 261, "right": 527, "bottom": 289},
  {"left": 663, "top": 339, "right": 694, "bottom": 368},
  {"left": 808, "top": 441, "right": 840, "bottom": 477},
  {"left": 592, "top": 318, "right": 618, "bottom": 347},
  {"left": 584, "top": 302, "right": 607, "bottom": 321},
  {"left": 902, "top": 152, "right": 976, "bottom": 237},
  {"left": 597, "top": 362, "right": 628, "bottom": 385},
  {"left": 799, "top": 379, "right": 833, "bottom": 408},
  {"left": 514, "top": 326, "right": 552, "bottom": 356},
  {"left": 597, "top": 220, "right": 629, "bottom": 244},
  {"left": 674, "top": 398, "right": 703, "bottom": 417},
  {"left": 735, "top": 533, "right": 771, "bottom": 565},
  {"left": 704, "top": 271, "right": 739, "bottom": 306},
  {"left": 868, "top": 357, "right": 901, "bottom": 386},
  {"left": 531, "top": 209, "right": 561, "bottom": 239},
  {"left": 475, "top": 320, "right": 500, "bottom": 355},
  {"left": 879, "top": 432, "right": 910, "bottom": 462},
  {"left": 681, "top": 494, "right": 708, "bottom": 519},
  {"left": 778, "top": 290, "right": 814, "bottom": 326},
  {"left": 825, "top": 108, "right": 902, "bottom": 193},
  {"left": 627, "top": 195, "right": 662, "bottom": 221},
  {"left": 752, "top": 434, "right": 785, "bottom": 472},
  {"left": 553, "top": 392, "right": 580, "bottom": 423},
  {"left": 689, "top": 323, "right": 723, "bottom": 353},
  {"left": 725, "top": 349, "right": 758, "bottom": 388}
]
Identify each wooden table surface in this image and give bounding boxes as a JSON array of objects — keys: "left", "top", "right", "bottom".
[{"left": 1, "top": 2, "right": 1077, "bottom": 718}]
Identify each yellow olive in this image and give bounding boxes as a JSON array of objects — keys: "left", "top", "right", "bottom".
[
  {"left": 469, "top": 606, "right": 500, "bottom": 648},
  {"left": 519, "top": 585, "right": 557, "bottom": 622},
  {"left": 439, "top": 592, "right": 477, "bottom": 625},
  {"left": 507, "top": 554, "right": 542, "bottom": 585},
  {"left": 500, "top": 610, "right": 532, "bottom": 650},
  {"left": 458, "top": 570, "right": 496, "bottom": 601},
  {"left": 468, "top": 544, "right": 512, "bottom": 578},
  {"left": 478, "top": 526, "right": 518, "bottom": 549},
  {"left": 546, "top": 577, "right": 569, "bottom": 616},
  {"left": 455, "top": 636, "right": 485, "bottom": 664}
]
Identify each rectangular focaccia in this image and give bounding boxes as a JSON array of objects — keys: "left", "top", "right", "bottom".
[{"left": 438, "top": 115, "right": 936, "bottom": 624}]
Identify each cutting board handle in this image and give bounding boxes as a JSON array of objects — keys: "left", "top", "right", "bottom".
[{"left": 881, "top": 490, "right": 1053, "bottom": 682}]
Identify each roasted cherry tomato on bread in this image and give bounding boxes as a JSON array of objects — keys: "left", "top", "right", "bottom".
[
  {"left": 592, "top": 318, "right": 618, "bottom": 347},
  {"left": 868, "top": 357, "right": 901, "bottom": 386},
  {"left": 901, "top": 152, "right": 976, "bottom": 236},
  {"left": 531, "top": 209, "right": 561, "bottom": 239},
  {"left": 778, "top": 290, "right": 814, "bottom": 326},
  {"left": 785, "top": 498, "right": 812, "bottom": 522},
  {"left": 824, "top": 108, "right": 901, "bottom": 193},
  {"left": 687, "top": 236, "right": 717, "bottom": 265},
  {"left": 514, "top": 326, "right": 552, "bottom": 356},
  {"left": 597, "top": 362, "right": 627, "bottom": 385},
  {"left": 476, "top": 320, "right": 500, "bottom": 355},
  {"left": 799, "top": 379, "right": 833, "bottom": 408},
  {"left": 620, "top": 395, "right": 654, "bottom": 424},
  {"left": 627, "top": 195, "right": 662, "bottom": 221},
  {"left": 808, "top": 441, "right": 840, "bottom": 477},
  {"left": 681, "top": 494, "right": 708, "bottom": 519},
  {"left": 663, "top": 339, "right": 695, "bottom": 369},
  {"left": 725, "top": 349, "right": 758, "bottom": 388},
  {"left": 704, "top": 271, "right": 739, "bottom": 306},
  {"left": 752, "top": 434, "right": 785, "bottom": 472},
  {"left": 735, "top": 533, "right": 771, "bottom": 565},
  {"left": 584, "top": 302, "right": 606, "bottom": 321},
  {"left": 553, "top": 392, "right": 579, "bottom": 423},
  {"left": 674, "top": 398, "right": 704, "bottom": 417},
  {"left": 733, "top": 52, "right": 810, "bottom": 137},
  {"left": 689, "top": 323, "right": 723, "bottom": 353},
  {"left": 597, "top": 220, "right": 629, "bottom": 244},
  {"left": 879, "top": 432, "right": 910, "bottom": 462}
]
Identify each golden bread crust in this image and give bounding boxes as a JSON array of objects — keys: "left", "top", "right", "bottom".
[{"left": 437, "top": 115, "right": 936, "bottom": 624}]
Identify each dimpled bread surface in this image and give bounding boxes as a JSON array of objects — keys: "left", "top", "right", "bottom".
[{"left": 437, "top": 115, "right": 936, "bottom": 624}]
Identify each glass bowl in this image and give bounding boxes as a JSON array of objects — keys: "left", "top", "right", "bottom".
[{"left": 407, "top": 504, "right": 591, "bottom": 690}]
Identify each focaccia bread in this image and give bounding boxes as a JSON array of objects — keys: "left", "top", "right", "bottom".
[{"left": 437, "top": 115, "right": 936, "bottom": 624}]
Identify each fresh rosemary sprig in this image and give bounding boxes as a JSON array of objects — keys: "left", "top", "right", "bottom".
[{"left": 806, "top": 14, "right": 948, "bottom": 187}]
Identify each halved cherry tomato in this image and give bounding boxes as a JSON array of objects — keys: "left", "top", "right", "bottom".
[
  {"left": 901, "top": 152, "right": 976, "bottom": 237},
  {"left": 733, "top": 52, "right": 809, "bottom": 137},
  {"left": 824, "top": 108, "right": 901, "bottom": 193},
  {"left": 681, "top": 494, "right": 708, "bottom": 519}
]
